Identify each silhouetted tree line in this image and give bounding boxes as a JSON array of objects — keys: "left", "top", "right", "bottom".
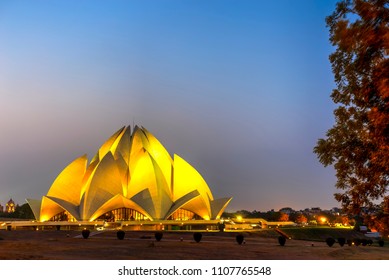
[
  {"left": 222, "top": 209, "right": 355, "bottom": 225},
  {"left": 221, "top": 210, "right": 298, "bottom": 222},
  {"left": 0, "top": 203, "right": 35, "bottom": 219}
]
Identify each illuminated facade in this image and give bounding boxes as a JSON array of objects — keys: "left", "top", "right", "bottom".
[
  {"left": 27, "top": 126, "right": 232, "bottom": 222},
  {"left": 6, "top": 199, "right": 15, "bottom": 213}
]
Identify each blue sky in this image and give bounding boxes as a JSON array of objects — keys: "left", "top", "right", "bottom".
[{"left": 0, "top": 0, "right": 339, "bottom": 212}]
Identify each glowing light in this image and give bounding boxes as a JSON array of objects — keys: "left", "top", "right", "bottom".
[
  {"left": 236, "top": 216, "right": 242, "bottom": 222},
  {"left": 319, "top": 216, "right": 327, "bottom": 224}
]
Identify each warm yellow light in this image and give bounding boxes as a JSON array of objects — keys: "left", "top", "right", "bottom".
[
  {"left": 236, "top": 215, "right": 242, "bottom": 222},
  {"left": 319, "top": 216, "right": 327, "bottom": 223},
  {"left": 40, "top": 215, "right": 50, "bottom": 222}
]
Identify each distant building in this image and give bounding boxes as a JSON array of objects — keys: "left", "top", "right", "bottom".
[{"left": 6, "top": 198, "right": 15, "bottom": 213}]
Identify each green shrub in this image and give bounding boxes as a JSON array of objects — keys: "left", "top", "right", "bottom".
[
  {"left": 193, "top": 232, "right": 202, "bottom": 243},
  {"left": 278, "top": 236, "right": 286, "bottom": 246},
  {"left": 117, "top": 230, "right": 125, "bottom": 240},
  {"left": 338, "top": 237, "right": 346, "bottom": 247},
  {"left": 326, "top": 237, "right": 336, "bottom": 247},
  {"left": 82, "top": 229, "right": 90, "bottom": 239},
  {"left": 236, "top": 234, "right": 244, "bottom": 245},
  {"left": 154, "top": 232, "right": 163, "bottom": 242}
]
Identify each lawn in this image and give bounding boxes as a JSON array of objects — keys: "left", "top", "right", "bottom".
[{"left": 275, "top": 226, "right": 379, "bottom": 242}]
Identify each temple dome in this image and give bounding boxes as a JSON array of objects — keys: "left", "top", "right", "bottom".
[{"left": 27, "top": 126, "right": 232, "bottom": 222}]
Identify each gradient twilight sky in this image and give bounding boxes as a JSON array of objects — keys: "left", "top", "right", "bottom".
[{"left": 1, "top": 0, "right": 340, "bottom": 212}]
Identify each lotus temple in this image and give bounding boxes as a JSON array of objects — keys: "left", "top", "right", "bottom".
[{"left": 24, "top": 126, "right": 232, "bottom": 231}]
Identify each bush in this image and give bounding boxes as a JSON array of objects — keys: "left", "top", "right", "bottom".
[
  {"left": 154, "top": 232, "right": 163, "bottom": 242},
  {"left": 338, "top": 237, "right": 346, "bottom": 247},
  {"left": 326, "top": 237, "right": 336, "bottom": 247},
  {"left": 367, "top": 239, "right": 373, "bottom": 246},
  {"left": 347, "top": 239, "right": 353, "bottom": 246},
  {"left": 236, "top": 234, "right": 244, "bottom": 245},
  {"left": 81, "top": 229, "right": 90, "bottom": 239},
  {"left": 378, "top": 240, "right": 385, "bottom": 247},
  {"left": 361, "top": 239, "right": 368, "bottom": 246},
  {"left": 353, "top": 239, "right": 361, "bottom": 246},
  {"left": 193, "top": 232, "right": 202, "bottom": 243},
  {"left": 117, "top": 230, "right": 125, "bottom": 240},
  {"left": 278, "top": 236, "right": 286, "bottom": 246}
]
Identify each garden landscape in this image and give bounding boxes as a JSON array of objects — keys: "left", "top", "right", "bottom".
[{"left": 0, "top": 227, "right": 388, "bottom": 260}]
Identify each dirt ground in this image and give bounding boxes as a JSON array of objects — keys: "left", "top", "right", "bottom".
[{"left": 0, "top": 230, "right": 388, "bottom": 260}]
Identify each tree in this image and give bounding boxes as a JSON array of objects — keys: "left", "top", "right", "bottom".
[
  {"left": 314, "top": 0, "right": 389, "bottom": 226},
  {"left": 278, "top": 212, "right": 289, "bottom": 222},
  {"left": 334, "top": 215, "right": 350, "bottom": 225},
  {"left": 7, "top": 203, "right": 35, "bottom": 219},
  {"left": 367, "top": 197, "right": 389, "bottom": 235},
  {"left": 295, "top": 214, "right": 308, "bottom": 224}
]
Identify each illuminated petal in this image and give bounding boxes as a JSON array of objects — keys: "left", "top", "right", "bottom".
[
  {"left": 164, "top": 190, "right": 200, "bottom": 219},
  {"left": 80, "top": 152, "right": 123, "bottom": 220},
  {"left": 40, "top": 196, "right": 65, "bottom": 222},
  {"left": 98, "top": 126, "right": 125, "bottom": 159},
  {"left": 128, "top": 149, "right": 172, "bottom": 219},
  {"left": 89, "top": 194, "right": 152, "bottom": 221},
  {"left": 45, "top": 196, "right": 80, "bottom": 221},
  {"left": 210, "top": 197, "right": 233, "bottom": 219},
  {"left": 173, "top": 154, "right": 213, "bottom": 218},
  {"left": 47, "top": 155, "right": 87, "bottom": 206},
  {"left": 26, "top": 198, "right": 42, "bottom": 221}
]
